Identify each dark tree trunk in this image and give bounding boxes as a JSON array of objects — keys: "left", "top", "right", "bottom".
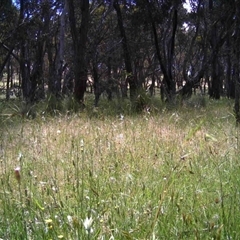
[
  {"left": 6, "top": 57, "right": 10, "bottom": 101},
  {"left": 0, "top": 46, "right": 14, "bottom": 78},
  {"left": 234, "top": 2, "right": 240, "bottom": 124},
  {"left": 19, "top": 0, "right": 31, "bottom": 101},
  {"left": 62, "top": 67, "right": 74, "bottom": 95},
  {"left": 30, "top": 39, "right": 45, "bottom": 101},
  {"left": 47, "top": 45, "right": 56, "bottom": 95},
  {"left": 19, "top": 0, "right": 48, "bottom": 102},
  {"left": 209, "top": 0, "right": 217, "bottom": 98},
  {"left": 180, "top": 0, "right": 208, "bottom": 98},
  {"left": 113, "top": 0, "right": 138, "bottom": 100},
  {"left": 226, "top": 37, "right": 234, "bottom": 98},
  {"left": 146, "top": 0, "right": 177, "bottom": 101},
  {"left": 210, "top": 55, "right": 220, "bottom": 99},
  {"left": 45, "top": 0, "right": 65, "bottom": 97},
  {"left": 93, "top": 62, "right": 101, "bottom": 107},
  {"left": 57, "top": 3, "right": 67, "bottom": 95},
  {"left": 149, "top": 75, "right": 155, "bottom": 96},
  {"left": 20, "top": 43, "right": 31, "bottom": 101},
  {"left": 106, "top": 56, "right": 113, "bottom": 101},
  {"left": 67, "top": 0, "right": 90, "bottom": 103},
  {"left": 166, "top": 9, "right": 178, "bottom": 94},
  {"left": 234, "top": 66, "right": 240, "bottom": 124}
]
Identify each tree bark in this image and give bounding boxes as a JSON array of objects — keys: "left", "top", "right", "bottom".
[
  {"left": 225, "top": 36, "right": 234, "bottom": 98},
  {"left": 18, "top": 0, "right": 31, "bottom": 101},
  {"left": 208, "top": 0, "right": 232, "bottom": 99},
  {"left": 146, "top": 0, "right": 177, "bottom": 100},
  {"left": 67, "top": 0, "right": 90, "bottom": 103},
  {"left": 234, "top": 1, "right": 240, "bottom": 124},
  {"left": 113, "top": 0, "right": 138, "bottom": 100},
  {"left": 47, "top": 0, "right": 66, "bottom": 96}
]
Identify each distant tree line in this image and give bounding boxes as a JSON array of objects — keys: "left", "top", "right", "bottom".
[{"left": 0, "top": 0, "right": 240, "bottom": 114}]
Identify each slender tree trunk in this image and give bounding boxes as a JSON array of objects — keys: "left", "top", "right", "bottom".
[
  {"left": 44, "top": 0, "right": 62, "bottom": 97},
  {"left": 93, "top": 62, "right": 100, "bottom": 107},
  {"left": 209, "top": 0, "right": 221, "bottom": 99},
  {"left": 19, "top": 0, "right": 31, "bottom": 101},
  {"left": 234, "top": 67, "right": 240, "bottom": 123},
  {"left": 107, "top": 56, "right": 113, "bottom": 101},
  {"left": 226, "top": 37, "right": 234, "bottom": 98},
  {"left": 6, "top": 57, "right": 10, "bottom": 101},
  {"left": 149, "top": 75, "right": 155, "bottom": 96},
  {"left": 180, "top": 0, "right": 208, "bottom": 98},
  {"left": 56, "top": 2, "right": 67, "bottom": 95},
  {"left": 167, "top": 9, "right": 177, "bottom": 94},
  {"left": 146, "top": 0, "right": 177, "bottom": 100},
  {"left": 0, "top": 46, "right": 14, "bottom": 78},
  {"left": 234, "top": 2, "right": 240, "bottom": 124},
  {"left": 113, "top": 0, "right": 138, "bottom": 100}
]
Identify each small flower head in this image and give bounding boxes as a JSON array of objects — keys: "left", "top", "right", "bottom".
[
  {"left": 45, "top": 219, "right": 53, "bottom": 224},
  {"left": 83, "top": 216, "right": 93, "bottom": 234},
  {"left": 120, "top": 114, "right": 124, "bottom": 120},
  {"left": 67, "top": 215, "right": 73, "bottom": 225},
  {"left": 44, "top": 218, "right": 54, "bottom": 233},
  {"left": 45, "top": 219, "right": 53, "bottom": 231},
  {"left": 80, "top": 139, "right": 84, "bottom": 151},
  {"left": 18, "top": 152, "right": 23, "bottom": 161},
  {"left": 14, "top": 166, "right": 21, "bottom": 183}
]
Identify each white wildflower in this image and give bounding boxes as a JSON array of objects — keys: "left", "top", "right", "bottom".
[
  {"left": 126, "top": 173, "right": 133, "bottom": 182},
  {"left": 83, "top": 216, "right": 94, "bottom": 234},
  {"left": 109, "top": 235, "right": 115, "bottom": 240},
  {"left": 18, "top": 152, "right": 23, "bottom": 161},
  {"left": 119, "top": 114, "right": 124, "bottom": 120},
  {"left": 109, "top": 176, "right": 116, "bottom": 182},
  {"left": 80, "top": 139, "right": 84, "bottom": 151},
  {"left": 67, "top": 215, "right": 73, "bottom": 228},
  {"left": 116, "top": 133, "right": 124, "bottom": 144}
]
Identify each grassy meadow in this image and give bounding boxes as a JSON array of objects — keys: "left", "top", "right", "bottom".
[{"left": 0, "top": 95, "right": 240, "bottom": 239}]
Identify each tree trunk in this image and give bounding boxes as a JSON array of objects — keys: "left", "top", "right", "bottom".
[
  {"left": 6, "top": 57, "right": 10, "bottom": 101},
  {"left": 19, "top": 28, "right": 32, "bottom": 101},
  {"left": 149, "top": 75, "right": 155, "bottom": 96},
  {"left": 226, "top": 37, "right": 234, "bottom": 98},
  {"left": 57, "top": 3, "right": 67, "bottom": 95},
  {"left": 45, "top": 0, "right": 63, "bottom": 97},
  {"left": 146, "top": 0, "right": 177, "bottom": 101},
  {"left": 234, "top": 66, "right": 240, "bottom": 124},
  {"left": 208, "top": 0, "right": 220, "bottom": 99},
  {"left": 106, "top": 56, "right": 113, "bottom": 101},
  {"left": 67, "top": 0, "right": 90, "bottom": 103},
  {"left": 19, "top": 0, "right": 31, "bottom": 101},
  {"left": 92, "top": 62, "right": 101, "bottom": 107},
  {"left": 234, "top": 2, "right": 240, "bottom": 124},
  {"left": 180, "top": 0, "right": 208, "bottom": 98},
  {"left": 113, "top": 0, "right": 138, "bottom": 100}
]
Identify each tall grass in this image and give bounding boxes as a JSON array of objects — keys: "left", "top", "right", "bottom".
[{"left": 0, "top": 96, "right": 239, "bottom": 239}]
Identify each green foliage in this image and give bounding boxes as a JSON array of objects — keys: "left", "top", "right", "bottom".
[
  {"left": 133, "top": 88, "right": 152, "bottom": 113},
  {"left": 61, "top": 95, "right": 82, "bottom": 114},
  {"left": 184, "top": 95, "right": 207, "bottom": 109},
  {"left": 44, "top": 94, "right": 64, "bottom": 115}
]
